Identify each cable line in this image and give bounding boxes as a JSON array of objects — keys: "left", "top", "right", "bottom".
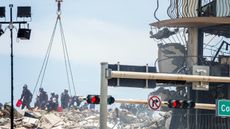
[
  {"left": 33, "top": 17, "right": 58, "bottom": 96},
  {"left": 59, "top": 18, "right": 77, "bottom": 96},
  {"left": 33, "top": 0, "right": 76, "bottom": 97}
]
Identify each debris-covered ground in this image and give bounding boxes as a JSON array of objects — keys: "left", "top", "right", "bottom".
[{"left": 0, "top": 103, "right": 172, "bottom": 129}]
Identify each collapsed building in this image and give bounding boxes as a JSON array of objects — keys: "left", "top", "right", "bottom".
[{"left": 0, "top": 102, "right": 172, "bottom": 129}]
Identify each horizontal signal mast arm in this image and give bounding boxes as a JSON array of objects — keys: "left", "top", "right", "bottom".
[
  {"left": 115, "top": 99, "right": 216, "bottom": 110},
  {"left": 109, "top": 71, "right": 230, "bottom": 83},
  {"left": 195, "top": 103, "right": 216, "bottom": 110},
  {"left": 115, "top": 99, "right": 148, "bottom": 104}
]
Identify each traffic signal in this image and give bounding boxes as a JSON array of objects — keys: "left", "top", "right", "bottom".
[
  {"left": 86, "top": 95, "right": 115, "bottom": 105},
  {"left": 168, "top": 100, "right": 181, "bottom": 108},
  {"left": 107, "top": 95, "right": 115, "bottom": 105},
  {"left": 168, "top": 99, "right": 195, "bottom": 109},
  {"left": 86, "top": 95, "right": 100, "bottom": 104},
  {"left": 181, "top": 100, "right": 195, "bottom": 109}
]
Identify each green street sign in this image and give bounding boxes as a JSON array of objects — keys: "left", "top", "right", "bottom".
[{"left": 217, "top": 99, "right": 230, "bottom": 117}]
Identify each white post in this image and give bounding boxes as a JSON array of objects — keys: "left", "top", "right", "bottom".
[{"left": 100, "top": 62, "right": 108, "bottom": 129}]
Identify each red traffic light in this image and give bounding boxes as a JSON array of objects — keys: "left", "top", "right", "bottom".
[
  {"left": 91, "top": 96, "right": 97, "bottom": 103},
  {"left": 86, "top": 95, "right": 115, "bottom": 105},
  {"left": 86, "top": 95, "right": 100, "bottom": 104},
  {"left": 168, "top": 100, "right": 181, "bottom": 108},
  {"left": 168, "top": 99, "right": 195, "bottom": 109}
]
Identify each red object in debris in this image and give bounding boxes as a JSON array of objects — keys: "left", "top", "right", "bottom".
[
  {"left": 57, "top": 106, "right": 62, "bottom": 112},
  {"left": 16, "top": 99, "right": 22, "bottom": 107}
]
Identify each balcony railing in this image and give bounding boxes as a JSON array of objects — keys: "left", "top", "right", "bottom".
[{"left": 167, "top": 0, "right": 230, "bottom": 19}]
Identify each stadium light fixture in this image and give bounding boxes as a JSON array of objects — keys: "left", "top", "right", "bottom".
[
  {"left": 0, "top": 7, "right": 5, "bottom": 18},
  {"left": 17, "top": 6, "right": 31, "bottom": 18},
  {"left": 17, "top": 24, "right": 31, "bottom": 40}
]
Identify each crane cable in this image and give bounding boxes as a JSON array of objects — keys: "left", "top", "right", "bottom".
[
  {"left": 33, "top": 0, "right": 76, "bottom": 97},
  {"left": 59, "top": 16, "right": 77, "bottom": 96},
  {"left": 32, "top": 17, "right": 58, "bottom": 96}
]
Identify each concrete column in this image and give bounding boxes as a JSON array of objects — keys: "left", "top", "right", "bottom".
[{"left": 187, "top": 27, "right": 199, "bottom": 68}]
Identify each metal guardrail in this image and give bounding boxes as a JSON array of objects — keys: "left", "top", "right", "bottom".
[{"left": 167, "top": 0, "right": 198, "bottom": 18}]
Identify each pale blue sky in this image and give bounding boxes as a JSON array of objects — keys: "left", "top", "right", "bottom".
[{"left": 0, "top": 0, "right": 169, "bottom": 104}]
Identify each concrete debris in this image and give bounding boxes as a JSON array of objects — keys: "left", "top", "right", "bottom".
[
  {"left": 0, "top": 103, "right": 22, "bottom": 118},
  {"left": 44, "top": 113, "right": 62, "bottom": 126},
  {"left": 0, "top": 104, "right": 172, "bottom": 129},
  {"left": 22, "top": 117, "right": 39, "bottom": 128},
  {"left": 0, "top": 118, "right": 10, "bottom": 126}
]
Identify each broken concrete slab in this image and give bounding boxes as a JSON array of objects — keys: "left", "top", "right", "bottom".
[
  {"left": 51, "top": 125, "right": 64, "bottom": 129},
  {"left": 0, "top": 126, "right": 10, "bottom": 129},
  {"left": 43, "top": 113, "right": 62, "bottom": 128},
  {"left": 0, "top": 118, "right": 10, "bottom": 126},
  {"left": 32, "top": 112, "right": 42, "bottom": 118},
  {"left": 22, "top": 116, "right": 39, "bottom": 128},
  {"left": 15, "top": 127, "right": 27, "bottom": 129}
]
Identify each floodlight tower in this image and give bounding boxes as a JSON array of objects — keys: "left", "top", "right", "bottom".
[{"left": 0, "top": 4, "right": 31, "bottom": 129}]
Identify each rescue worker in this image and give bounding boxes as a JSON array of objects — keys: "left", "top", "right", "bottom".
[
  {"left": 0, "top": 102, "right": 3, "bottom": 110},
  {"left": 20, "top": 84, "right": 33, "bottom": 109},
  {"left": 38, "top": 88, "right": 48, "bottom": 110},
  {"left": 69, "top": 96, "right": 82, "bottom": 109},
  {"left": 55, "top": 94, "right": 59, "bottom": 109},
  {"left": 47, "top": 92, "right": 58, "bottom": 111},
  {"left": 82, "top": 102, "right": 89, "bottom": 110},
  {"left": 89, "top": 104, "right": 95, "bottom": 110},
  {"left": 34, "top": 95, "right": 40, "bottom": 108},
  {"left": 61, "top": 89, "right": 70, "bottom": 109}
]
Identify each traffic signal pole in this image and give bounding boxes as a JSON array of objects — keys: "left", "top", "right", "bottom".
[
  {"left": 100, "top": 62, "right": 108, "bottom": 129},
  {"left": 115, "top": 99, "right": 216, "bottom": 110},
  {"left": 99, "top": 62, "right": 218, "bottom": 129}
]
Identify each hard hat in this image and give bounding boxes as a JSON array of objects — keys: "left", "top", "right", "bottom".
[
  {"left": 39, "top": 88, "right": 44, "bottom": 92},
  {"left": 23, "top": 84, "right": 27, "bottom": 89}
]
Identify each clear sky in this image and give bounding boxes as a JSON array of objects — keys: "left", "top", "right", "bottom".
[{"left": 0, "top": 0, "right": 169, "bottom": 105}]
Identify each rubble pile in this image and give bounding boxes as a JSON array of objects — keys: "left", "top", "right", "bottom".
[
  {"left": 108, "top": 109, "right": 171, "bottom": 129},
  {"left": 0, "top": 104, "right": 172, "bottom": 129}
]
